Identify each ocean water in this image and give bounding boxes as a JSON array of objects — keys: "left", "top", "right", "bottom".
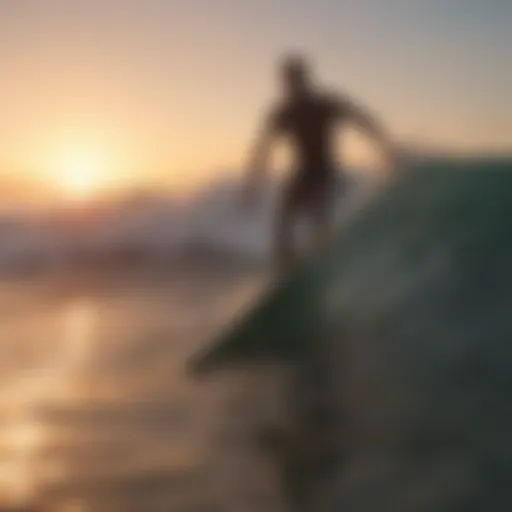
[
  {"left": 0, "top": 267, "right": 285, "bottom": 512},
  {"left": 3, "top": 158, "right": 512, "bottom": 511},
  {"left": 0, "top": 172, "right": 373, "bottom": 511}
]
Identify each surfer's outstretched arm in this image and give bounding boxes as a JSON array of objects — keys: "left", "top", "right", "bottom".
[
  {"left": 242, "top": 112, "right": 281, "bottom": 207},
  {"left": 343, "top": 97, "right": 396, "bottom": 169},
  {"left": 346, "top": 99, "right": 388, "bottom": 144},
  {"left": 246, "top": 123, "right": 275, "bottom": 185}
]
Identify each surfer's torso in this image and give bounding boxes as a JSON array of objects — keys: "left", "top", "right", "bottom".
[{"left": 270, "top": 91, "right": 348, "bottom": 174}]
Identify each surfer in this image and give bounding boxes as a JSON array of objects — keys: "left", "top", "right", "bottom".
[{"left": 243, "top": 54, "right": 396, "bottom": 275}]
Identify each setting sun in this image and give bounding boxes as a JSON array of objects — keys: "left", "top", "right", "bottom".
[{"left": 54, "top": 148, "right": 111, "bottom": 201}]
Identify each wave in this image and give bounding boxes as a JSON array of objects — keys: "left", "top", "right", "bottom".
[{"left": 0, "top": 172, "right": 369, "bottom": 278}]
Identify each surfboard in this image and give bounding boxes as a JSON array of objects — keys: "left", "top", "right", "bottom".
[{"left": 188, "top": 155, "right": 512, "bottom": 376}]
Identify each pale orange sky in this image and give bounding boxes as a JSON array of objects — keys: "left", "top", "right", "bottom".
[{"left": 1, "top": 0, "right": 511, "bottom": 201}]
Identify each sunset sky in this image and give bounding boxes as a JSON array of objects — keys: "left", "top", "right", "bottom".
[{"left": 1, "top": 0, "right": 511, "bottom": 200}]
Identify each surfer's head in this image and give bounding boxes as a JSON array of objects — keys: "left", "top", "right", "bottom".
[{"left": 279, "top": 54, "right": 311, "bottom": 97}]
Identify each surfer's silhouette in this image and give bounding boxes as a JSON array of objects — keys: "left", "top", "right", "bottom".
[{"left": 243, "top": 54, "right": 396, "bottom": 275}]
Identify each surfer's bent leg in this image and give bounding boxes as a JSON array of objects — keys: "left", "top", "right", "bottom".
[
  {"left": 309, "top": 173, "right": 336, "bottom": 254},
  {"left": 275, "top": 177, "right": 302, "bottom": 276}
]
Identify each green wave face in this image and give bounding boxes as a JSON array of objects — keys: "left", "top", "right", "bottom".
[
  {"left": 190, "top": 156, "right": 512, "bottom": 510},
  {"left": 190, "top": 156, "right": 512, "bottom": 372}
]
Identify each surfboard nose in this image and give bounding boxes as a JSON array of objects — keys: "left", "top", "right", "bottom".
[{"left": 186, "top": 346, "right": 219, "bottom": 376}]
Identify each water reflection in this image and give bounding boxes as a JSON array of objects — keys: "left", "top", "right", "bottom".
[
  {"left": 0, "top": 272, "right": 265, "bottom": 510},
  {"left": 0, "top": 421, "right": 43, "bottom": 505},
  {"left": 61, "top": 302, "right": 97, "bottom": 368},
  {"left": 0, "top": 299, "right": 97, "bottom": 508},
  {"left": 55, "top": 500, "right": 86, "bottom": 512}
]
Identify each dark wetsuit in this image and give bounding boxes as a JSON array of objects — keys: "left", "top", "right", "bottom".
[{"left": 268, "top": 91, "right": 349, "bottom": 272}]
